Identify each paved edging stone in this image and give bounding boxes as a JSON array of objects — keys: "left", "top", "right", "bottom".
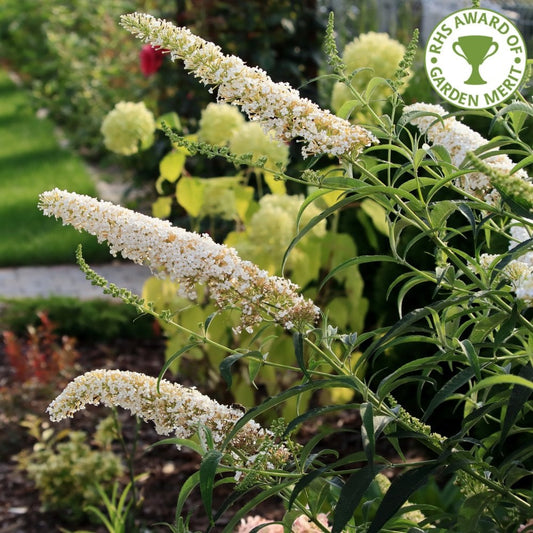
[{"left": 0, "top": 263, "right": 149, "bottom": 300}]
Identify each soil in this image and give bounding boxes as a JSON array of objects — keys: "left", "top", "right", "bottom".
[{"left": 0, "top": 334, "right": 426, "bottom": 533}]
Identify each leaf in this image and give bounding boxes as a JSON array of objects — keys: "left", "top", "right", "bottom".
[
  {"left": 157, "top": 342, "right": 200, "bottom": 390},
  {"left": 284, "top": 403, "right": 361, "bottom": 436},
  {"left": 500, "top": 363, "right": 533, "bottom": 446},
  {"left": 458, "top": 339, "right": 481, "bottom": 381},
  {"left": 429, "top": 200, "right": 458, "bottom": 229},
  {"left": 288, "top": 466, "right": 328, "bottom": 510},
  {"left": 160, "top": 150, "right": 187, "bottom": 182},
  {"left": 367, "top": 464, "right": 437, "bottom": 533},
  {"left": 148, "top": 437, "right": 204, "bottom": 456},
  {"left": 220, "top": 482, "right": 295, "bottom": 532},
  {"left": 365, "top": 296, "right": 472, "bottom": 360},
  {"left": 364, "top": 76, "right": 391, "bottom": 101},
  {"left": 469, "top": 312, "right": 508, "bottom": 344},
  {"left": 152, "top": 196, "right": 173, "bottom": 219},
  {"left": 264, "top": 171, "right": 286, "bottom": 194},
  {"left": 221, "top": 377, "right": 359, "bottom": 450},
  {"left": 332, "top": 465, "right": 377, "bottom": 533},
  {"left": 293, "top": 332, "right": 309, "bottom": 378},
  {"left": 456, "top": 492, "right": 497, "bottom": 531},
  {"left": 360, "top": 199, "right": 388, "bottom": 235},
  {"left": 199, "top": 449, "right": 223, "bottom": 524},
  {"left": 319, "top": 255, "right": 396, "bottom": 291},
  {"left": 157, "top": 112, "right": 182, "bottom": 131},
  {"left": 421, "top": 366, "right": 478, "bottom": 422},
  {"left": 175, "top": 471, "right": 200, "bottom": 522},
  {"left": 336, "top": 99, "right": 361, "bottom": 120},
  {"left": 467, "top": 374, "right": 533, "bottom": 396},
  {"left": 360, "top": 404, "right": 393, "bottom": 467},
  {"left": 176, "top": 177, "right": 205, "bottom": 217},
  {"left": 219, "top": 351, "right": 262, "bottom": 388}
]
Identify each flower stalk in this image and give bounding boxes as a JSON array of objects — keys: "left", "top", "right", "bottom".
[
  {"left": 120, "top": 12, "right": 376, "bottom": 160},
  {"left": 38, "top": 189, "right": 319, "bottom": 333}
]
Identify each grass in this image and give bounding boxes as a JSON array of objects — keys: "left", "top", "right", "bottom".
[{"left": 0, "top": 70, "right": 110, "bottom": 267}]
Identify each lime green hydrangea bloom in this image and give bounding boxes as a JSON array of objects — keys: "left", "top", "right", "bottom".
[
  {"left": 197, "top": 103, "right": 246, "bottom": 146},
  {"left": 228, "top": 194, "right": 326, "bottom": 275},
  {"left": 331, "top": 32, "right": 409, "bottom": 117},
  {"left": 101, "top": 101, "right": 156, "bottom": 155},
  {"left": 229, "top": 122, "right": 289, "bottom": 172}
]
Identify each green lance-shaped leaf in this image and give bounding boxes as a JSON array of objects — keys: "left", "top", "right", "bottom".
[
  {"left": 365, "top": 295, "right": 473, "bottom": 360},
  {"left": 158, "top": 342, "right": 201, "bottom": 391},
  {"left": 200, "top": 449, "right": 223, "bottom": 525},
  {"left": 221, "top": 377, "right": 359, "bottom": 451},
  {"left": 331, "top": 465, "right": 377, "bottom": 533},
  {"left": 175, "top": 471, "right": 200, "bottom": 523},
  {"left": 467, "top": 374, "right": 533, "bottom": 397},
  {"left": 219, "top": 351, "right": 263, "bottom": 388},
  {"left": 293, "top": 332, "right": 309, "bottom": 379},
  {"left": 288, "top": 466, "right": 329, "bottom": 510},
  {"left": 367, "top": 463, "right": 438, "bottom": 533},
  {"left": 220, "top": 480, "right": 295, "bottom": 533},
  {"left": 421, "top": 366, "right": 479, "bottom": 423},
  {"left": 500, "top": 363, "right": 533, "bottom": 447}
]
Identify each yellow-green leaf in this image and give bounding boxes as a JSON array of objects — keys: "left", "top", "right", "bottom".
[
  {"left": 264, "top": 170, "right": 286, "bottom": 195},
  {"left": 176, "top": 177, "right": 205, "bottom": 217},
  {"left": 160, "top": 150, "right": 187, "bottom": 182},
  {"left": 361, "top": 199, "right": 388, "bottom": 236},
  {"left": 157, "top": 112, "right": 182, "bottom": 131},
  {"left": 233, "top": 185, "right": 255, "bottom": 221},
  {"left": 152, "top": 196, "right": 173, "bottom": 219}
]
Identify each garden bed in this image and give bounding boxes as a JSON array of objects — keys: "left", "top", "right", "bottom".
[{"left": 0, "top": 328, "right": 429, "bottom": 532}]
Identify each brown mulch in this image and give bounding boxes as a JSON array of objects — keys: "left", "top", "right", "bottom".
[{"left": 0, "top": 334, "right": 427, "bottom": 533}]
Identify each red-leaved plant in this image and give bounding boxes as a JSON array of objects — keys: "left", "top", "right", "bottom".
[{"left": 2, "top": 311, "right": 79, "bottom": 384}]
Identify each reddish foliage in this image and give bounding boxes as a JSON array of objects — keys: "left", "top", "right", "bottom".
[{"left": 1, "top": 311, "right": 79, "bottom": 384}]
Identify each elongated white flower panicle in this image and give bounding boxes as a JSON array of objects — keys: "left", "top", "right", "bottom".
[
  {"left": 120, "top": 12, "right": 376, "bottom": 159},
  {"left": 47, "top": 369, "right": 289, "bottom": 466},
  {"left": 38, "top": 189, "right": 319, "bottom": 332},
  {"left": 404, "top": 102, "right": 531, "bottom": 205}
]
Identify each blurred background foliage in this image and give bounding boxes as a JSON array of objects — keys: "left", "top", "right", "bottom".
[
  {"left": 0, "top": 0, "right": 441, "bottom": 408},
  {"left": 2, "top": 0, "right": 530, "bottom": 423}
]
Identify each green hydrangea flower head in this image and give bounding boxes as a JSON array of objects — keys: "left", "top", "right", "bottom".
[
  {"left": 229, "top": 122, "right": 289, "bottom": 172},
  {"left": 230, "top": 194, "right": 326, "bottom": 274},
  {"left": 101, "top": 101, "right": 156, "bottom": 155},
  {"left": 331, "top": 32, "right": 409, "bottom": 115},
  {"left": 198, "top": 103, "right": 246, "bottom": 146}
]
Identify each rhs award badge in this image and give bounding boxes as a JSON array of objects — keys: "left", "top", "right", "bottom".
[{"left": 425, "top": 6, "right": 527, "bottom": 109}]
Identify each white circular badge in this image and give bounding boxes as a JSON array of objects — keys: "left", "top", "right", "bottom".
[{"left": 425, "top": 8, "right": 527, "bottom": 109}]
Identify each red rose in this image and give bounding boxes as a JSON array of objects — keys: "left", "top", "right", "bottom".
[{"left": 140, "top": 44, "right": 165, "bottom": 77}]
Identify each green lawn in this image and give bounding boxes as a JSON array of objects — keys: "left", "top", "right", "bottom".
[{"left": 0, "top": 70, "right": 110, "bottom": 266}]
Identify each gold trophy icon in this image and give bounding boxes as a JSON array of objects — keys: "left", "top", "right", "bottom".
[{"left": 452, "top": 35, "right": 499, "bottom": 85}]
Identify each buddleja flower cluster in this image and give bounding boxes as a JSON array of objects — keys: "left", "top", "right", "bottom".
[
  {"left": 405, "top": 103, "right": 533, "bottom": 306},
  {"left": 120, "top": 12, "right": 376, "bottom": 159},
  {"left": 48, "top": 369, "right": 289, "bottom": 469},
  {"left": 38, "top": 189, "right": 319, "bottom": 332},
  {"left": 404, "top": 102, "right": 531, "bottom": 205},
  {"left": 101, "top": 101, "right": 156, "bottom": 155},
  {"left": 480, "top": 225, "right": 533, "bottom": 305}
]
